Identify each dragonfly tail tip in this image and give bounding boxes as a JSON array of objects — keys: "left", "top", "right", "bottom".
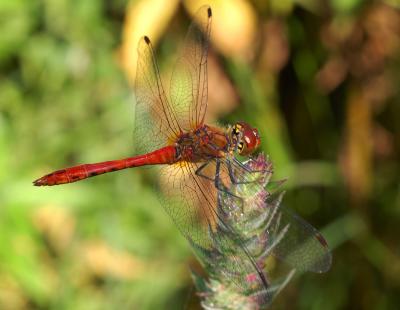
[{"left": 33, "top": 177, "right": 47, "bottom": 186}]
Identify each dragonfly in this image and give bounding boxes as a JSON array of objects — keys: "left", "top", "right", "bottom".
[{"left": 34, "top": 5, "right": 331, "bottom": 293}]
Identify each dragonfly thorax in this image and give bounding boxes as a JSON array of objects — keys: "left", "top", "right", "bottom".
[
  {"left": 175, "top": 125, "right": 229, "bottom": 162},
  {"left": 173, "top": 122, "right": 260, "bottom": 163}
]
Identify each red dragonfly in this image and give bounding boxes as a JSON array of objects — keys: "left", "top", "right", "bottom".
[{"left": 34, "top": 6, "right": 331, "bottom": 293}]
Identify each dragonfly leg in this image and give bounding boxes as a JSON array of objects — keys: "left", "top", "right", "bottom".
[
  {"left": 195, "top": 160, "right": 244, "bottom": 210},
  {"left": 214, "top": 160, "right": 245, "bottom": 212},
  {"left": 230, "top": 158, "right": 287, "bottom": 195},
  {"left": 226, "top": 158, "right": 267, "bottom": 185},
  {"left": 195, "top": 161, "right": 216, "bottom": 182}
]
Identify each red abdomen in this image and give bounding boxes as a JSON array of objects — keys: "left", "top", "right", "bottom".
[{"left": 34, "top": 146, "right": 177, "bottom": 186}]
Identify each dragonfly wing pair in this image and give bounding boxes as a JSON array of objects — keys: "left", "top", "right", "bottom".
[
  {"left": 135, "top": 5, "right": 270, "bottom": 291},
  {"left": 134, "top": 6, "right": 211, "bottom": 154}
]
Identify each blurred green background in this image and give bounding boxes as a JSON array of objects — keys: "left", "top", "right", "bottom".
[{"left": 1, "top": 0, "right": 399, "bottom": 309}]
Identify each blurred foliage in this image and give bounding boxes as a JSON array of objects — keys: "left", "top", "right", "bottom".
[{"left": 0, "top": 0, "right": 399, "bottom": 309}]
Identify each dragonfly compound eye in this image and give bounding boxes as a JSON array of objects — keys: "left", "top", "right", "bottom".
[{"left": 235, "top": 122, "right": 261, "bottom": 156}]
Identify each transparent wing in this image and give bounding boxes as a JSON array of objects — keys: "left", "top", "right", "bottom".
[
  {"left": 134, "top": 36, "right": 182, "bottom": 154},
  {"left": 214, "top": 156, "right": 332, "bottom": 273},
  {"left": 159, "top": 161, "right": 270, "bottom": 295},
  {"left": 169, "top": 5, "right": 212, "bottom": 131},
  {"left": 264, "top": 195, "right": 332, "bottom": 273}
]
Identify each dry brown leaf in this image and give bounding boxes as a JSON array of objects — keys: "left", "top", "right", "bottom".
[
  {"left": 119, "top": 0, "right": 180, "bottom": 83},
  {"left": 184, "top": 0, "right": 257, "bottom": 60},
  {"left": 32, "top": 205, "right": 75, "bottom": 254},
  {"left": 79, "top": 240, "right": 144, "bottom": 280}
]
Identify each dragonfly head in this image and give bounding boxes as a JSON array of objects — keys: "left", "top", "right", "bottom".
[{"left": 231, "top": 122, "right": 261, "bottom": 156}]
